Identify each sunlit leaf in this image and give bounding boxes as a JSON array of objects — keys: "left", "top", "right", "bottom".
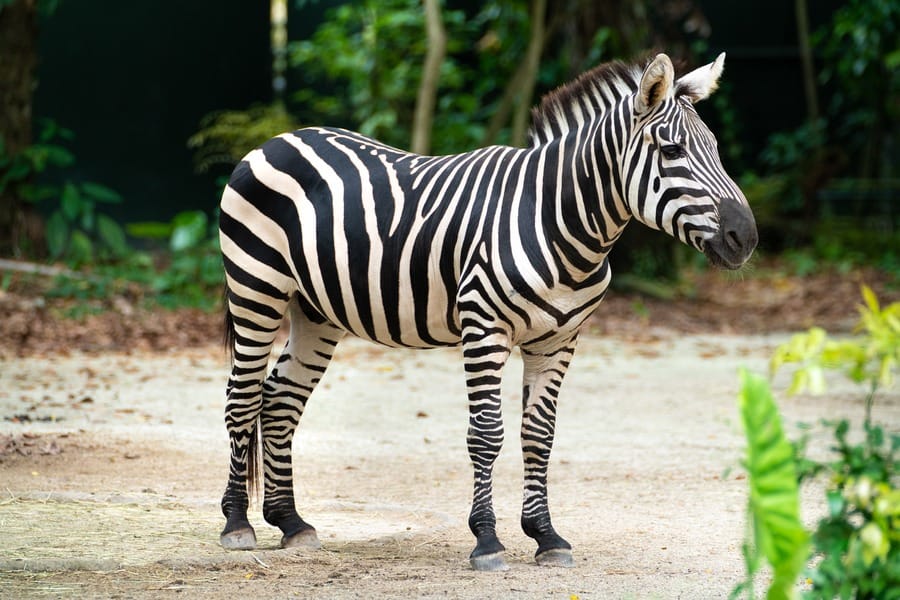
[
  {"left": 126, "top": 221, "right": 174, "bottom": 240},
  {"left": 170, "top": 211, "right": 208, "bottom": 252},
  {"left": 738, "top": 369, "right": 809, "bottom": 600}
]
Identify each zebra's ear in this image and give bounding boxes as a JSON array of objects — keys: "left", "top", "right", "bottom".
[
  {"left": 635, "top": 53, "right": 675, "bottom": 114},
  {"left": 676, "top": 52, "right": 725, "bottom": 103}
]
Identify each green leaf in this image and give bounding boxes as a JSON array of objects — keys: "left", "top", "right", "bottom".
[
  {"left": 43, "top": 144, "right": 74, "bottom": 169},
  {"left": 170, "top": 210, "right": 208, "bottom": 252},
  {"left": 3, "top": 161, "right": 31, "bottom": 183},
  {"left": 857, "top": 522, "right": 889, "bottom": 566},
  {"left": 126, "top": 221, "right": 174, "bottom": 240},
  {"left": 96, "top": 214, "right": 129, "bottom": 256},
  {"left": 45, "top": 211, "right": 69, "bottom": 259},
  {"left": 66, "top": 230, "right": 94, "bottom": 266},
  {"left": 79, "top": 202, "right": 95, "bottom": 232},
  {"left": 60, "top": 183, "right": 82, "bottom": 221},
  {"left": 80, "top": 181, "right": 122, "bottom": 204},
  {"left": 738, "top": 369, "right": 809, "bottom": 599},
  {"left": 862, "top": 284, "right": 881, "bottom": 315}
]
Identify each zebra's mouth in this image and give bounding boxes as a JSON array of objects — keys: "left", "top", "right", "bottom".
[{"left": 703, "top": 243, "right": 747, "bottom": 270}]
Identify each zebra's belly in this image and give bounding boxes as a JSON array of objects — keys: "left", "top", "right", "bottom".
[
  {"left": 296, "top": 259, "right": 610, "bottom": 351},
  {"left": 295, "top": 260, "right": 463, "bottom": 350}
]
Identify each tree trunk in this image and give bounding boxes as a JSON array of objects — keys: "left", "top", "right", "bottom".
[
  {"left": 411, "top": 0, "right": 446, "bottom": 155},
  {"left": 483, "top": 1, "right": 565, "bottom": 147},
  {"left": 510, "top": 0, "right": 546, "bottom": 147},
  {"left": 0, "top": 0, "right": 39, "bottom": 257},
  {"left": 794, "top": 0, "right": 819, "bottom": 124}
]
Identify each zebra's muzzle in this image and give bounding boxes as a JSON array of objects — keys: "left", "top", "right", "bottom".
[{"left": 703, "top": 197, "right": 758, "bottom": 270}]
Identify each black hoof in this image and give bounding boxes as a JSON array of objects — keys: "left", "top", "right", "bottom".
[
  {"left": 535, "top": 547, "right": 575, "bottom": 567},
  {"left": 470, "top": 551, "right": 509, "bottom": 571},
  {"left": 220, "top": 526, "right": 257, "bottom": 550}
]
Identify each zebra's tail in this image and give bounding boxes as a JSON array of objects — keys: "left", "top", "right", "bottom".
[
  {"left": 247, "top": 419, "right": 262, "bottom": 503},
  {"left": 223, "top": 285, "right": 263, "bottom": 502},
  {"left": 223, "top": 285, "right": 235, "bottom": 360}
]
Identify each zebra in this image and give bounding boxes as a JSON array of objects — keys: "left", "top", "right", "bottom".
[{"left": 217, "top": 52, "right": 757, "bottom": 571}]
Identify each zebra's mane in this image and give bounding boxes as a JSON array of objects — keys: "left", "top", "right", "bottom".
[{"left": 528, "top": 60, "right": 642, "bottom": 147}]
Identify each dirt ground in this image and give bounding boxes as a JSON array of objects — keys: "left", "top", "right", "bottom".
[
  {"left": 1, "top": 329, "right": 898, "bottom": 599},
  {"left": 1, "top": 265, "right": 899, "bottom": 598}
]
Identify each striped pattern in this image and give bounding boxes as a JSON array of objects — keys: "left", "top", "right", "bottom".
[{"left": 217, "top": 53, "right": 756, "bottom": 569}]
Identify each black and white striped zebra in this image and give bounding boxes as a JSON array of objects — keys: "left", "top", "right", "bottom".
[{"left": 217, "top": 52, "right": 757, "bottom": 571}]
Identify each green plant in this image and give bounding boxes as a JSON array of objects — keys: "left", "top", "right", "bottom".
[
  {"left": 45, "top": 209, "right": 224, "bottom": 312},
  {"left": 0, "top": 119, "right": 128, "bottom": 265},
  {"left": 801, "top": 420, "right": 900, "bottom": 598},
  {"left": 735, "top": 287, "right": 900, "bottom": 598},
  {"left": 814, "top": 0, "right": 900, "bottom": 180},
  {"left": 733, "top": 369, "right": 808, "bottom": 600},
  {"left": 188, "top": 103, "right": 301, "bottom": 172},
  {"left": 127, "top": 210, "right": 223, "bottom": 309},
  {"left": 771, "top": 286, "right": 900, "bottom": 425},
  {"left": 0, "top": 120, "right": 73, "bottom": 198},
  {"left": 43, "top": 181, "right": 128, "bottom": 265},
  {"left": 289, "top": 0, "right": 509, "bottom": 153}
]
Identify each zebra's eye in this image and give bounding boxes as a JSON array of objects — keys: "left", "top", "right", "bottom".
[{"left": 660, "top": 144, "right": 686, "bottom": 160}]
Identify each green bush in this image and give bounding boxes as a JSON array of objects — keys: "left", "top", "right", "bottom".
[
  {"left": 127, "top": 210, "right": 223, "bottom": 309},
  {"left": 187, "top": 103, "right": 301, "bottom": 172},
  {"left": 47, "top": 209, "right": 224, "bottom": 312},
  {"left": 735, "top": 287, "right": 900, "bottom": 599},
  {"left": 0, "top": 120, "right": 128, "bottom": 265}
]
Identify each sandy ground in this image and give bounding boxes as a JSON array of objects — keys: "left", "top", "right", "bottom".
[{"left": 1, "top": 332, "right": 898, "bottom": 599}]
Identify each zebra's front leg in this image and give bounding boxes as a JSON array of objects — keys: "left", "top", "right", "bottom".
[
  {"left": 519, "top": 339, "right": 578, "bottom": 567},
  {"left": 463, "top": 328, "right": 511, "bottom": 571},
  {"left": 261, "top": 303, "right": 344, "bottom": 549}
]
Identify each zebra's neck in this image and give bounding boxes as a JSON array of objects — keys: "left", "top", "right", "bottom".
[{"left": 529, "top": 103, "right": 632, "bottom": 287}]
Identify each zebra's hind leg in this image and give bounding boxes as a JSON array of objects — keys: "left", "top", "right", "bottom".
[
  {"left": 220, "top": 291, "right": 289, "bottom": 550},
  {"left": 260, "top": 296, "right": 344, "bottom": 549},
  {"left": 461, "top": 320, "right": 512, "bottom": 571},
  {"left": 518, "top": 339, "right": 578, "bottom": 568}
]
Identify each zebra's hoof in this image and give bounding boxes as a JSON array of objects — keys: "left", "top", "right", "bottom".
[
  {"left": 281, "top": 528, "right": 322, "bottom": 550},
  {"left": 469, "top": 551, "right": 510, "bottom": 572},
  {"left": 535, "top": 547, "right": 575, "bottom": 568},
  {"left": 220, "top": 527, "right": 257, "bottom": 550}
]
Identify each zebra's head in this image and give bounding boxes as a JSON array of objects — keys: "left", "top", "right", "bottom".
[{"left": 626, "top": 53, "right": 757, "bottom": 270}]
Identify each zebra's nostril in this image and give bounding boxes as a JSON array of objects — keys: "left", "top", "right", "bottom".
[{"left": 726, "top": 230, "right": 742, "bottom": 252}]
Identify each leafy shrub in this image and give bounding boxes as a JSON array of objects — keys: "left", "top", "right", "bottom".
[
  {"left": 127, "top": 210, "right": 223, "bottom": 309},
  {"left": 0, "top": 119, "right": 128, "bottom": 265},
  {"left": 771, "top": 286, "right": 900, "bottom": 423},
  {"left": 800, "top": 420, "right": 900, "bottom": 598},
  {"left": 289, "top": 0, "right": 515, "bottom": 153},
  {"left": 47, "top": 209, "right": 224, "bottom": 311},
  {"left": 735, "top": 287, "right": 900, "bottom": 599},
  {"left": 187, "top": 103, "right": 300, "bottom": 172}
]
